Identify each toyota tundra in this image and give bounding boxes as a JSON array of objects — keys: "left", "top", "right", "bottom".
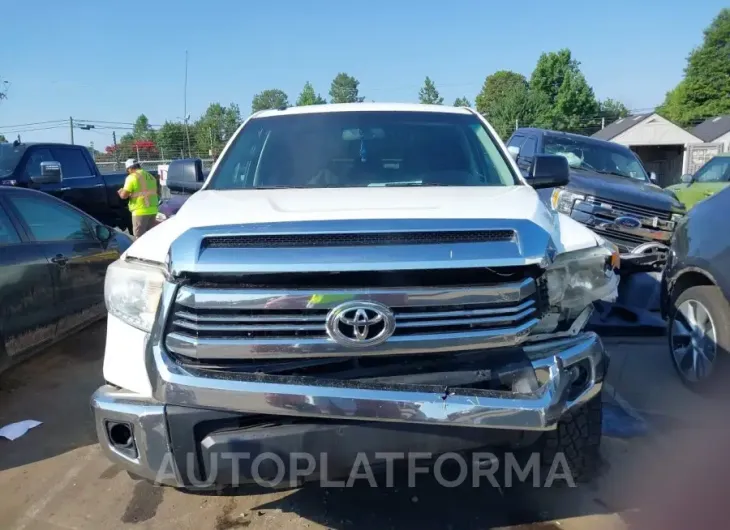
[{"left": 93, "top": 104, "right": 618, "bottom": 489}]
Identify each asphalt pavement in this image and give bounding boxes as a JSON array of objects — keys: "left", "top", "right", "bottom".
[{"left": 0, "top": 322, "right": 725, "bottom": 529}]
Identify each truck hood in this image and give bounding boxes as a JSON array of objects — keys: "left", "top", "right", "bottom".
[
  {"left": 565, "top": 170, "right": 683, "bottom": 212},
  {"left": 126, "top": 186, "right": 601, "bottom": 264}
]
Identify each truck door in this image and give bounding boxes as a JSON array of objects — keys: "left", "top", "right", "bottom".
[
  {"left": 4, "top": 191, "right": 110, "bottom": 336},
  {"left": 50, "top": 147, "right": 107, "bottom": 221},
  {"left": 0, "top": 198, "right": 57, "bottom": 360}
]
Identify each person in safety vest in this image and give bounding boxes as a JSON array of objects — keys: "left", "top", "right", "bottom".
[{"left": 118, "top": 158, "right": 159, "bottom": 238}]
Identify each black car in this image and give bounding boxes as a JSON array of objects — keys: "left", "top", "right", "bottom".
[
  {"left": 0, "top": 186, "right": 133, "bottom": 374},
  {"left": 0, "top": 141, "right": 133, "bottom": 231},
  {"left": 661, "top": 186, "right": 730, "bottom": 391},
  {"left": 506, "top": 128, "right": 685, "bottom": 257}
]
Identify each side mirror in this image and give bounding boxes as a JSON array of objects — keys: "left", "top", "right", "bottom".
[
  {"left": 507, "top": 146, "right": 520, "bottom": 161},
  {"left": 166, "top": 158, "right": 204, "bottom": 193},
  {"left": 680, "top": 173, "right": 693, "bottom": 185},
  {"left": 649, "top": 172, "right": 658, "bottom": 183},
  {"left": 95, "top": 224, "right": 112, "bottom": 242},
  {"left": 31, "top": 161, "right": 62, "bottom": 184},
  {"left": 527, "top": 154, "right": 570, "bottom": 189}
]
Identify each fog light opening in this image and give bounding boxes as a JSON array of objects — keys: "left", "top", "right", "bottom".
[
  {"left": 567, "top": 362, "right": 591, "bottom": 401},
  {"left": 107, "top": 421, "right": 134, "bottom": 449}
]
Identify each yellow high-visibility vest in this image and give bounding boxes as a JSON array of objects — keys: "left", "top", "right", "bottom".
[{"left": 125, "top": 169, "right": 159, "bottom": 216}]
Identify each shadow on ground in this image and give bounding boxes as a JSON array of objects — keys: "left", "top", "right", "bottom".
[{"left": 0, "top": 320, "right": 105, "bottom": 471}]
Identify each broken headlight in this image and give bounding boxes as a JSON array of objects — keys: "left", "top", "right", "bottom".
[{"left": 546, "top": 240, "right": 620, "bottom": 311}]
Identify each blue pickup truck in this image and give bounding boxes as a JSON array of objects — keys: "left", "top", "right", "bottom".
[{"left": 0, "top": 141, "right": 137, "bottom": 231}]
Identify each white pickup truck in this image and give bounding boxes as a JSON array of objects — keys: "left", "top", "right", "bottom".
[{"left": 93, "top": 103, "right": 618, "bottom": 489}]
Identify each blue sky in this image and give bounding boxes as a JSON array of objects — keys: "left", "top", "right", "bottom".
[{"left": 1, "top": 0, "right": 725, "bottom": 148}]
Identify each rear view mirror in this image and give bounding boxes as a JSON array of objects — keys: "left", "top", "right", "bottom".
[
  {"left": 680, "top": 173, "right": 693, "bottom": 184},
  {"left": 527, "top": 155, "right": 570, "bottom": 189},
  {"left": 166, "top": 158, "right": 204, "bottom": 193},
  {"left": 507, "top": 146, "right": 520, "bottom": 161},
  {"left": 31, "top": 161, "right": 62, "bottom": 184}
]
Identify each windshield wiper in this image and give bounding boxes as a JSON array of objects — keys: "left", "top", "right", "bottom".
[{"left": 591, "top": 169, "right": 636, "bottom": 180}]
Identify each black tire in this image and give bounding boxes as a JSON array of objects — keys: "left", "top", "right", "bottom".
[
  {"left": 668, "top": 285, "right": 730, "bottom": 394},
  {"left": 529, "top": 394, "right": 603, "bottom": 486}
]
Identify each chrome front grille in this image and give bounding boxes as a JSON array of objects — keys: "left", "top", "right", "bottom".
[
  {"left": 572, "top": 196, "right": 675, "bottom": 247},
  {"left": 584, "top": 196, "right": 672, "bottom": 222},
  {"left": 165, "top": 277, "right": 544, "bottom": 360}
]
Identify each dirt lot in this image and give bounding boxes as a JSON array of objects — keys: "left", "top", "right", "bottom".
[{"left": 0, "top": 322, "right": 726, "bottom": 530}]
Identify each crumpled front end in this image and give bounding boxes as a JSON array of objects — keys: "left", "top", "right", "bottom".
[{"left": 94, "top": 218, "right": 615, "bottom": 487}]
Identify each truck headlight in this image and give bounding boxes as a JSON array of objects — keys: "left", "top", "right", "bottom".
[
  {"left": 104, "top": 259, "right": 165, "bottom": 332},
  {"left": 546, "top": 241, "right": 620, "bottom": 311},
  {"left": 551, "top": 189, "right": 584, "bottom": 214}
]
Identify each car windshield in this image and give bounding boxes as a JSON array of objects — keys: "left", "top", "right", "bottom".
[
  {"left": 543, "top": 135, "right": 649, "bottom": 182},
  {"left": 0, "top": 143, "right": 26, "bottom": 178},
  {"left": 207, "top": 111, "right": 519, "bottom": 190},
  {"left": 693, "top": 156, "right": 730, "bottom": 183}
]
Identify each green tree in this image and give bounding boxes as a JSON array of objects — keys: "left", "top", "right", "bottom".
[
  {"left": 0, "top": 135, "right": 7, "bottom": 143},
  {"left": 251, "top": 89, "right": 289, "bottom": 113},
  {"left": 529, "top": 49, "right": 599, "bottom": 132},
  {"left": 657, "top": 9, "right": 730, "bottom": 125},
  {"left": 194, "top": 102, "right": 242, "bottom": 156},
  {"left": 157, "top": 121, "right": 191, "bottom": 158},
  {"left": 599, "top": 98, "right": 630, "bottom": 122},
  {"left": 418, "top": 76, "right": 444, "bottom": 105},
  {"left": 132, "top": 114, "right": 156, "bottom": 141},
  {"left": 453, "top": 96, "right": 471, "bottom": 107},
  {"left": 0, "top": 77, "right": 7, "bottom": 101},
  {"left": 475, "top": 71, "right": 545, "bottom": 139},
  {"left": 329, "top": 73, "right": 365, "bottom": 103},
  {"left": 296, "top": 82, "right": 327, "bottom": 106}
]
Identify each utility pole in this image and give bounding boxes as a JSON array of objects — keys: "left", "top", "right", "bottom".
[
  {"left": 112, "top": 131, "right": 119, "bottom": 170},
  {"left": 515, "top": 118, "right": 519, "bottom": 131},
  {"left": 183, "top": 50, "right": 192, "bottom": 158},
  {"left": 69, "top": 116, "right": 74, "bottom": 144},
  {"left": 601, "top": 117, "right": 606, "bottom": 129}
]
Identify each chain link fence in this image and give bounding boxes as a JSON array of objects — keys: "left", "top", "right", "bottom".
[{"left": 96, "top": 157, "right": 216, "bottom": 175}]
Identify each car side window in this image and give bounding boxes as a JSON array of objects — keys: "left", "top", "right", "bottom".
[
  {"left": 23, "top": 148, "right": 54, "bottom": 178},
  {"left": 694, "top": 158, "right": 730, "bottom": 183},
  {"left": 7, "top": 195, "right": 95, "bottom": 242},
  {"left": 507, "top": 135, "right": 525, "bottom": 148},
  {"left": 0, "top": 205, "right": 21, "bottom": 246},
  {"left": 520, "top": 137, "right": 537, "bottom": 159},
  {"left": 52, "top": 148, "right": 93, "bottom": 179}
]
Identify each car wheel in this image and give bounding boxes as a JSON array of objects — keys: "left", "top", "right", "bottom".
[
  {"left": 669, "top": 285, "right": 730, "bottom": 393},
  {"left": 525, "top": 394, "right": 603, "bottom": 486}
]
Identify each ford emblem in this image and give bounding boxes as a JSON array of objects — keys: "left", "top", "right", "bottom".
[{"left": 613, "top": 216, "right": 642, "bottom": 229}]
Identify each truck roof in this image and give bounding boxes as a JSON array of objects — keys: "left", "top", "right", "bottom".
[
  {"left": 514, "top": 127, "right": 624, "bottom": 147},
  {"left": 254, "top": 102, "right": 473, "bottom": 118}
]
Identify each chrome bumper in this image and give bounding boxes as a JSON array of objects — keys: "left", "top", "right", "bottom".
[{"left": 92, "top": 332, "right": 606, "bottom": 485}]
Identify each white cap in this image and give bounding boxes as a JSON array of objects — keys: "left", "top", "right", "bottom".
[{"left": 124, "top": 158, "right": 139, "bottom": 170}]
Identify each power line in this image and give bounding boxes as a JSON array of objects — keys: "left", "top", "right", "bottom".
[{"left": 0, "top": 119, "right": 67, "bottom": 129}]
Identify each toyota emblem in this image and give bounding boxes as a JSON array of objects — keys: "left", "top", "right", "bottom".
[{"left": 325, "top": 301, "right": 396, "bottom": 347}]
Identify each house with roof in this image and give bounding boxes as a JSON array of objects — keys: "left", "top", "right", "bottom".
[
  {"left": 692, "top": 115, "right": 730, "bottom": 150},
  {"left": 592, "top": 113, "right": 703, "bottom": 187}
]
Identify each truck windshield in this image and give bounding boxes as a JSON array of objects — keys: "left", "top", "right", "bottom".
[
  {"left": 207, "top": 111, "right": 519, "bottom": 189},
  {"left": 544, "top": 135, "right": 649, "bottom": 182},
  {"left": 0, "top": 143, "right": 26, "bottom": 178}
]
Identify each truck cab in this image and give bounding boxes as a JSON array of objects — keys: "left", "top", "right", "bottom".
[
  {"left": 506, "top": 128, "right": 686, "bottom": 257},
  {"left": 0, "top": 141, "right": 132, "bottom": 230}
]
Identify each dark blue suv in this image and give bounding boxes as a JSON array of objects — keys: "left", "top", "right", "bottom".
[{"left": 507, "top": 128, "right": 685, "bottom": 255}]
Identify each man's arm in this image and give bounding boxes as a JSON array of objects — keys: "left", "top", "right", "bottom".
[{"left": 118, "top": 175, "right": 134, "bottom": 199}]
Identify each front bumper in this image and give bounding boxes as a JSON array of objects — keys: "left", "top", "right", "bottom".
[{"left": 92, "top": 332, "right": 607, "bottom": 487}]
